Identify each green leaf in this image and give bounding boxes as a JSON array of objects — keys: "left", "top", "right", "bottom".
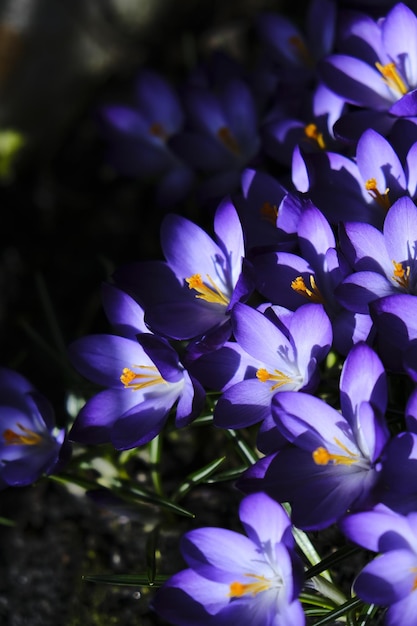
[
  {"left": 146, "top": 527, "right": 159, "bottom": 584},
  {"left": 306, "top": 545, "right": 360, "bottom": 579},
  {"left": 172, "top": 456, "right": 226, "bottom": 501},
  {"left": 225, "top": 429, "right": 258, "bottom": 465},
  {"left": 312, "top": 597, "right": 363, "bottom": 625}
]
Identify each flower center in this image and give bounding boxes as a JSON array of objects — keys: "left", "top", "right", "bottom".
[
  {"left": 291, "top": 275, "right": 324, "bottom": 303},
  {"left": 313, "top": 437, "right": 359, "bottom": 466},
  {"left": 260, "top": 201, "right": 278, "bottom": 225},
  {"left": 364, "top": 178, "right": 390, "bottom": 211},
  {"left": 392, "top": 260, "right": 411, "bottom": 290},
  {"left": 304, "top": 123, "right": 326, "bottom": 149},
  {"left": 256, "top": 367, "right": 295, "bottom": 391},
  {"left": 149, "top": 122, "right": 168, "bottom": 140},
  {"left": 120, "top": 365, "right": 166, "bottom": 391},
  {"left": 3, "top": 423, "right": 43, "bottom": 446},
  {"left": 228, "top": 573, "right": 273, "bottom": 598},
  {"left": 375, "top": 61, "right": 408, "bottom": 96},
  {"left": 288, "top": 35, "right": 314, "bottom": 68},
  {"left": 186, "top": 273, "right": 230, "bottom": 306},
  {"left": 217, "top": 126, "right": 241, "bottom": 155}
]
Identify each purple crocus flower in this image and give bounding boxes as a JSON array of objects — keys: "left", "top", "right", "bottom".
[
  {"left": 69, "top": 331, "right": 204, "bottom": 450},
  {"left": 114, "top": 198, "right": 252, "bottom": 357},
  {"left": 338, "top": 196, "right": 417, "bottom": 315},
  {"left": 100, "top": 70, "right": 193, "bottom": 207},
  {"left": 239, "top": 342, "right": 390, "bottom": 530},
  {"left": 152, "top": 492, "right": 305, "bottom": 626},
  {"left": 252, "top": 201, "right": 372, "bottom": 353},
  {"left": 170, "top": 78, "right": 260, "bottom": 202},
  {"left": 320, "top": 3, "right": 417, "bottom": 139},
  {"left": 210, "top": 301, "right": 332, "bottom": 429},
  {"left": 0, "top": 368, "right": 66, "bottom": 488},
  {"left": 341, "top": 505, "right": 417, "bottom": 626}
]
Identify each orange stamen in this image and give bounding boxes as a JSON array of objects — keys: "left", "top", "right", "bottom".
[
  {"left": 120, "top": 365, "right": 166, "bottom": 391},
  {"left": 186, "top": 274, "right": 229, "bottom": 306},
  {"left": 304, "top": 123, "right": 326, "bottom": 149},
  {"left": 228, "top": 574, "right": 271, "bottom": 597},
  {"left": 260, "top": 201, "right": 278, "bottom": 225},
  {"left": 217, "top": 126, "right": 241, "bottom": 155},
  {"left": 3, "top": 423, "right": 42, "bottom": 446},
  {"left": 313, "top": 438, "right": 359, "bottom": 466},
  {"left": 291, "top": 275, "right": 324, "bottom": 303},
  {"left": 375, "top": 61, "right": 408, "bottom": 96},
  {"left": 392, "top": 260, "right": 411, "bottom": 290},
  {"left": 149, "top": 122, "right": 168, "bottom": 140},
  {"left": 256, "top": 367, "right": 293, "bottom": 391},
  {"left": 288, "top": 35, "right": 314, "bottom": 68},
  {"left": 365, "top": 178, "right": 391, "bottom": 211}
]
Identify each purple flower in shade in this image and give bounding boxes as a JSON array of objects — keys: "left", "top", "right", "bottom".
[
  {"left": 341, "top": 505, "right": 417, "bottom": 626},
  {"left": 99, "top": 70, "right": 193, "bottom": 207},
  {"left": 208, "top": 301, "right": 332, "bottom": 430},
  {"left": 320, "top": 3, "right": 417, "bottom": 139},
  {"left": 251, "top": 201, "right": 372, "bottom": 354},
  {"left": 0, "top": 368, "right": 66, "bottom": 488},
  {"left": 170, "top": 78, "right": 260, "bottom": 202},
  {"left": 152, "top": 492, "right": 305, "bottom": 626},
  {"left": 370, "top": 293, "right": 417, "bottom": 373},
  {"left": 337, "top": 196, "right": 417, "bottom": 315},
  {"left": 257, "top": 0, "right": 337, "bottom": 81},
  {"left": 239, "top": 343, "right": 390, "bottom": 530},
  {"left": 69, "top": 331, "right": 205, "bottom": 450},
  {"left": 114, "top": 198, "right": 252, "bottom": 358}
]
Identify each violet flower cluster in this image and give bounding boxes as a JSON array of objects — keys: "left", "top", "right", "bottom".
[{"left": 9, "top": 2, "right": 417, "bottom": 626}]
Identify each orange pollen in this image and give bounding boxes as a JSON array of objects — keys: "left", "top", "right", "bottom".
[
  {"left": 260, "top": 201, "right": 279, "bottom": 225},
  {"left": 256, "top": 367, "right": 293, "bottom": 391},
  {"left": 392, "top": 260, "right": 411, "bottom": 289},
  {"left": 375, "top": 61, "right": 408, "bottom": 96},
  {"left": 149, "top": 122, "right": 168, "bottom": 140},
  {"left": 411, "top": 569, "right": 417, "bottom": 591},
  {"left": 291, "top": 275, "right": 324, "bottom": 303},
  {"left": 3, "top": 423, "right": 42, "bottom": 446},
  {"left": 228, "top": 574, "right": 271, "bottom": 598},
  {"left": 365, "top": 178, "right": 391, "bottom": 211},
  {"left": 288, "top": 35, "right": 314, "bottom": 68},
  {"left": 120, "top": 365, "right": 166, "bottom": 391},
  {"left": 217, "top": 126, "right": 241, "bottom": 155},
  {"left": 186, "top": 273, "right": 230, "bottom": 306},
  {"left": 313, "top": 437, "right": 359, "bottom": 466},
  {"left": 304, "top": 123, "right": 326, "bottom": 149}
]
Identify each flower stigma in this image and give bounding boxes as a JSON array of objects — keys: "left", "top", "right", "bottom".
[
  {"left": 375, "top": 61, "right": 408, "bottom": 96},
  {"left": 228, "top": 573, "right": 274, "bottom": 598},
  {"left": 217, "top": 126, "right": 241, "bottom": 155},
  {"left": 186, "top": 273, "right": 230, "bottom": 306},
  {"left": 256, "top": 367, "right": 294, "bottom": 390},
  {"left": 288, "top": 35, "right": 314, "bottom": 68},
  {"left": 291, "top": 275, "right": 324, "bottom": 303},
  {"left": 304, "top": 123, "right": 326, "bottom": 149},
  {"left": 120, "top": 365, "right": 166, "bottom": 391},
  {"left": 3, "top": 423, "right": 43, "bottom": 446},
  {"left": 313, "top": 437, "right": 359, "bottom": 466},
  {"left": 392, "top": 260, "right": 411, "bottom": 290},
  {"left": 365, "top": 178, "right": 391, "bottom": 211},
  {"left": 260, "top": 201, "right": 278, "bottom": 225}
]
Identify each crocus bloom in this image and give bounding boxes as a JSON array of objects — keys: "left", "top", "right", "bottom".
[
  {"left": 69, "top": 332, "right": 204, "bottom": 450},
  {"left": 100, "top": 70, "right": 193, "bottom": 206},
  {"left": 239, "top": 342, "right": 390, "bottom": 529},
  {"left": 114, "top": 198, "right": 252, "bottom": 357},
  {"left": 341, "top": 505, "right": 417, "bottom": 626},
  {"left": 210, "top": 301, "right": 332, "bottom": 429},
  {"left": 0, "top": 368, "right": 66, "bottom": 488},
  {"left": 321, "top": 3, "right": 417, "bottom": 118},
  {"left": 338, "top": 197, "right": 417, "bottom": 315},
  {"left": 152, "top": 492, "right": 305, "bottom": 626}
]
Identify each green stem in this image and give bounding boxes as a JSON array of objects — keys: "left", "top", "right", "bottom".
[{"left": 150, "top": 434, "right": 164, "bottom": 497}]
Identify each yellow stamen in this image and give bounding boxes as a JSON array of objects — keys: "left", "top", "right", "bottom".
[
  {"left": 228, "top": 574, "right": 271, "bottom": 597},
  {"left": 288, "top": 35, "right": 314, "bottom": 68},
  {"left": 375, "top": 61, "right": 408, "bottom": 96},
  {"left": 256, "top": 367, "right": 293, "bottom": 390},
  {"left": 120, "top": 365, "right": 166, "bottom": 391},
  {"left": 291, "top": 275, "right": 324, "bottom": 303},
  {"left": 149, "top": 122, "right": 168, "bottom": 140},
  {"left": 260, "top": 201, "right": 278, "bottom": 225},
  {"left": 392, "top": 260, "right": 411, "bottom": 290},
  {"left": 304, "top": 123, "right": 326, "bottom": 149},
  {"left": 313, "top": 437, "right": 359, "bottom": 466},
  {"left": 217, "top": 126, "right": 241, "bottom": 155},
  {"left": 365, "top": 178, "right": 391, "bottom": 211},
  {"left": 186, "top": 273, "right": 230, "bottom": 306},
  {"left": 3, "top": 423, "right": 42, "bottom": 446}
]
